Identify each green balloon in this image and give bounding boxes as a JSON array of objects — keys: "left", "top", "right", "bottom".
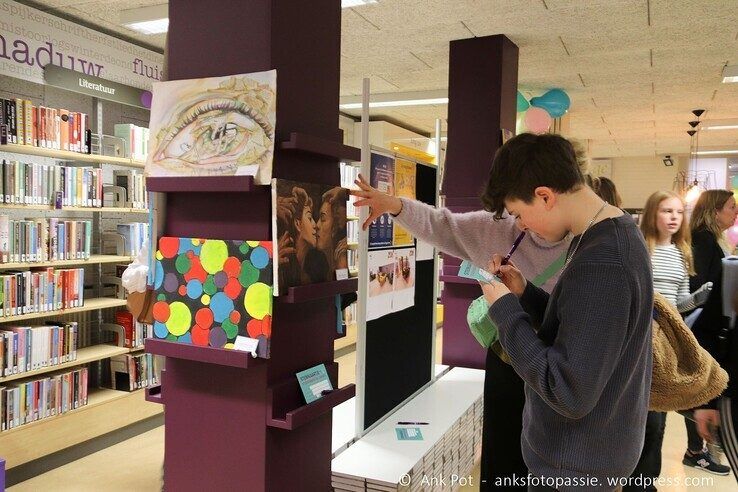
[{"left": 517, "top": 91, "right": 530, "bottom": 112}]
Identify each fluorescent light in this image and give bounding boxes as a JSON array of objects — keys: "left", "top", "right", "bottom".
[
  {"left": 694, "top": 150, "right": 738, "bottom": 155},
  {"left": 723, "top": 65, "right": 738, "bottom": 83},
  {"left": 703, "top": 125, "right": 738, "bottom": 131},
  {"left": 342, "top": 0, "right": 378, "bottom": 7},
  {"left": 340, "top": 97, "right": 448, "bottom": 109},
  {"left": 121, "top": 4, "right": 169, "bottom": 35}
]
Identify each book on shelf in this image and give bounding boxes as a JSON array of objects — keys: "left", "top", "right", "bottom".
[
  {"left": 0, "top": 267, "right": 84, "bottom": 317},
  {"left": 114, "top": 310, "right": 152, "bottom": 349},
  {"left": 0, "top": 160, "right": 103, "bottom": 208},
  {"left": 114, "top": 124, "right": 149, "bottom": 162},
  {"left": 112, "top": 170, "right": 148, "bottom": 209},
  {"left": 110, "top": 352, "right": 158, "bottom": 392},
  {"left": 0, "top": 99, "right": 89, "bottom": 153},
  {"left": 0, "top": 322, "right": 78, "bottom": 376},
  {"left": 0, "top": 366, "right": 88, "bottom": 431},
  {"left": 0, "top": 216, "right": 92, "bottom": 263},
  {"left": 340, "top": 162, "right": 360, "bottom": 218},
  {"left": 114, "top": 222, "right": 148, "bottom": 257}
]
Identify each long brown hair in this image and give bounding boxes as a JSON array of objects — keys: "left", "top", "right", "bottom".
[
  {"left": 690, "top": 189, "right": 734, "bottom": 251},
  {"left": 592, "top": 177, "right": 622, "bottom": 208},
  {"left": 640, "top": 191, "right": 695, "bottom": 275}
]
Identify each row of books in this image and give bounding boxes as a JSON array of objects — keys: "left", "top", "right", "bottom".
[
  {"left": 347, "top": 220, "right": 359, "bottom": 245},
  {"left": 347, "top": 249, "right": 359, "bottom": 276},
  {"left": 1, "top": 322, "right": 78, "bottom": 377},
  {"left": 110, "top": 353, "right": 158, "bottom": 392},
  {"left": 113, "top": 170, "right": 147, "bottom": 210},
  {"left": 0, "top": 217, "right": 92, "bottom": 264},
  {"left": 1, "top": 160, "right": 104, "bottom": 208},
  {"left": 0, "top": 99, "right": 90, "bottom": 153},
  {"left": 0, "top": 268, "right": 85, "bottom": 317},
  {"left": 0, "top": 367, "right": 88, "bottom": 432},
  {"left": 114, "top": 124, "right": 150, "bottom": 162},
  {"left": 114, "top": 310, "right": 152, "bottom": 349},
  {"left": 116, "top": 223, "right": 148, "bottom": 257}
]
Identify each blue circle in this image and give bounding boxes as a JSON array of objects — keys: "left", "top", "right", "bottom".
[
  {"left": 178, "top": 332, "right": 192, "bottom": 344},
  {"left": 251, "top": 246, "right": 269, "bottom": 269},
  {"left": 210, "top": 292, "right": 235, "bottom": 323},
  {"left": 178, "top": 240, "right": 202, "bottom": 256},
  {"left": 154, "top": 261, "right": 164, "bottom": 289},
  {"left": 154, "top": 321, "right": 168, "bottom": 339},
  {"left": 186, "top": 279, "right": 203, "bottom": 299}
]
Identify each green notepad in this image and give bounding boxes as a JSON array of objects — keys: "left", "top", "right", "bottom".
[
  {"left": 395, "top": 427, "right": 424, "bottom": 441},
  {"left": 296, "top": 364, "right": 333, "bottom": 404}
]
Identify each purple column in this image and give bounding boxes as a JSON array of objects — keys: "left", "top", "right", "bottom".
[
  {"left": 441, "top": 35, "right": 519, "bottom": 369},
  {"left": 0, "top": 457, "right": 5, "bottom": 492}
]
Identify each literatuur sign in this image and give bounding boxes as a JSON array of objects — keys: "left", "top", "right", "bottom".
[
  {"left": 45, "top": 64, "right": 152, "bottom": 109},
  {"left": 0, "top": 0, "right": 164, "bottom": 91}
]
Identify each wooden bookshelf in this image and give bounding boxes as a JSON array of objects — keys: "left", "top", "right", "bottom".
[
  {"left": 0, "top": 298, "right": 127, "bottom": 324},
  {"left": 0, "top": 203, "right": 148, "bottom": 214},
  {"left": 0, "top": 143, "right": 146, "bottom": 168},
  {"left": 0, "top": 254, "right": 132, "bottom": 270},
  {"left": 0, "top": 387, "right": 162, "bottom": 469},
  {"left": 0, "top": 344, "right": 130, "bottom": 384}
]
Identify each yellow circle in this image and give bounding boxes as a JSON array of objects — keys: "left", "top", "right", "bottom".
[
  {"left": 224, "top": 343, "right": 235, "bottom": 350},
  {"left": 244, "top": 282, "right": 272, "bottom": 320},
  {"left": 200, "top": 240, "right": 228, "bottom": 274},
  {"left": 156, "top": 250, "right": 163, "bottom": 260},
  {"left": 246, "top": 241, "right": 260, "bottom": 247},
  {"left": 165, "top": 302, "right": 192, "bottom": 336},
  {"left": 201, "top": 294, "right": 211, "bottom": 305},
  {"left": 192, "top": 238, "right": 201, "bottom": 246}
]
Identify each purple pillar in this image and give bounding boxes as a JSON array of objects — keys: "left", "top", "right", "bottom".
[
  {"left": 441, "top": 35, "right": 519, "bottom": 369},
  {"left": 0, "top": 457, "right": 4, "bottom": 492}
]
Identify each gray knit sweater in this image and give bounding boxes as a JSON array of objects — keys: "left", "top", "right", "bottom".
[{"left": 489, "top": 214, "right": 653, "bottom": 491}]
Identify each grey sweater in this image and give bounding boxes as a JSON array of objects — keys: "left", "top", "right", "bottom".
[{"left": 489, "top": 214, "right": 653, "bottom": 491}]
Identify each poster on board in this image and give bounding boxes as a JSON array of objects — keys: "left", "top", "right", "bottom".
[
  {"left": 367, "top": 249, "right": 395, "bottom": 321},
  {"left": 368, "top": 153, "right": 395, "bottom": 248},
  {"left": 392, "top": 158, "right": 416, "bottom": 247},
  {"left": 392, "top": 247, "right": 415, "bottom": 312}
]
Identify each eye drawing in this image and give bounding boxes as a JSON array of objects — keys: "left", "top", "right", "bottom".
[{"left": 147, "top": 70, "right": 277, "bottom": 184}]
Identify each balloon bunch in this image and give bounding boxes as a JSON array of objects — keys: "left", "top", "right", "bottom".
[{"left": 516, "top": 89, "right": 571, "bottom": 135}]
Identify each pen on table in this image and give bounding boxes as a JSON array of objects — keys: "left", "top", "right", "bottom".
[
  {"left": 397, "top": 421, "right": 429, "bottom": 425},
  {"left": 501, "top": 231, "right": 526, "bottom": 266}
]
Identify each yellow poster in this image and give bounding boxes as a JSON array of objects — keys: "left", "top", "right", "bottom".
[{"left": 393, "top": 158, "right": 416, "bottom": 246}]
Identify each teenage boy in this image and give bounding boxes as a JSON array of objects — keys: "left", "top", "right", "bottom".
[{"left": 481, "top": 133, "right": 653, "bottom": 492}]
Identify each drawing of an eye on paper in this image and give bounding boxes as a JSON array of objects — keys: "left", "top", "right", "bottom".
[{"left": 145, "top": 70, "right": 277, "bottom": 185}]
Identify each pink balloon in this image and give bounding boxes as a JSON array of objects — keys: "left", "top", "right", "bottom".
[
  {"left": 727, "top": 226, "right": 738, "bottom": 246},
  {"left": 524, "top": 107, "right": 553, "bottom": 134}
]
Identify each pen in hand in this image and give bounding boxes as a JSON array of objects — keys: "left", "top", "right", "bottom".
[{"left": 501, "top": 231, "right": 526, "bottom": 266}]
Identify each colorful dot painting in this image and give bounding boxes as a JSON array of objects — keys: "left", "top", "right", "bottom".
[{"left": 152, "top": 237, "right": 275, "bottom": 358}]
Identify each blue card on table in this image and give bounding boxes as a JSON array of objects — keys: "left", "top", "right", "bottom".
[
  {"left": 395, "top": 427, "right": 424, "bottom": 441},
  {"left": 296, "top": 364, "right": 333, "bottom": 404}
]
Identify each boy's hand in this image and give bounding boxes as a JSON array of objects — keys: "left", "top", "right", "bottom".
[
  {"left": 489, "top": 255, "right": 527, "bottom": 297},
  {"left": 480, "top": 280, "right": 512, "bottom": 307},
  {"left": 350, "top": 174, "right": 403, "bottom": 231},
  {"left": 694, "top": 409, "right": 720, "bottom": 443}
]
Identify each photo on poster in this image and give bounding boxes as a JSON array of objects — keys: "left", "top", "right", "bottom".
[
  {"left": 146, "top": 70, "right": 276, "bottom": 185},
  {"left": 367, "top": 249, "right": 395, "bottom": 321},
  {"left": 152, "top": 237, "right": 274, "bottom": 358},
  {"left": 368, "top": 153, "right": 395, "bottom": 248},
  {"left": 272, "top": 179, "right": 349, "bottom": 296},
  {"left": 392, "top": 247, "right": 415, "bottom": 312},
  {"left": 392, "top": 158, "right": 416, "bottom": 247}
]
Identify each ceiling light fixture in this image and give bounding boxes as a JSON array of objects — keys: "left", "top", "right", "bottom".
[
  {"left": 341, "top": 0, "right": 378, "bottom": 7},
  {"left": 121, "top": 4, "right": 169, "bottom": 35},
  {"left": 694, "top": 149, "right": 738, "bottom": 155},
  {"left": 339, "top": 97, "right": 449, "bottom": 110},
  {"left": 723, "top": 65, "right": 738, "bottom": 83},
  {"left": 662, "top": 155, "right": 674, "bottom": 167}
]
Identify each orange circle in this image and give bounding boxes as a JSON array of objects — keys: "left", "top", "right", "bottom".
[
  {"left": 224, "top": 277, "right": 242, "bottom": 300},
  {"left": 178, "top": 285, "right": 187, "bottom": 296},
  {"left": 223, "top": 257, "right": 241, "bottom": 278},
  {"left": 191, "top": 324, "right": 209, "bottom": 346},
  {"left": 262, "top": 315, "right": 272, "bottom": 338},
  {"left": 247, "top": 318, "right": 262, "bottom": 338},
  {"left": 153, "top": 301, "right": 170, "bottom": 323},
  {"left": 159, "top": 237, "right": 179, "bottom": 259},
  {"left": 229, "top": 311, "right": 241, "bottom": 324},
  {"left": 195, "top": 308, "right": 214, "bottom": 329}
]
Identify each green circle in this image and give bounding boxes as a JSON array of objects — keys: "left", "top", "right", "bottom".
[
  {"left": 200, "top": 240, "right": 228, "bottom": 274},
  {"left": 157, "top": 294, "right": 166, "bottom": 301},
  {"left": 204, "top": 275, "right": 218, "bottom": 295},
  {"left": 175, "top": 254, "right": 192, "bottom": 274},
  {"left": 239, "top": 260, "right": 259, "bottom": 287},
  {"left": 222, "top": 319, "right": 239, "bottom": 339},
  {"left": 166, "top": 334, "right": 177, "bottom": 341},
  {"left": 166, "top": 301, "right": 192, "bottom": 336},
  {"left": 244, "top": 282, "right": 272, "bottom": 320},
  {"left": 239, "top": 243, "right": 250, "bottom": 255}
]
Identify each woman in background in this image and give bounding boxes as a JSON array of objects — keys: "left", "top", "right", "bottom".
[{"left": 592, "top": 176, "right": 623, "bottom": 208}]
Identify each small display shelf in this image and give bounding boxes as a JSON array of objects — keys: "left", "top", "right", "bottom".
[
  {"left": 278, "top": 278, "right": 358, "bottom": 303},
  {"left": 145, "top": 338, "right": 262, "bottom": 369},
  {"left": 279, "top": 132, "right": 361, "bottom": 162},
  {"left": 146, "top": 383, "right": 163, "bottom": 404},
  {"left": 146, "top": 175, "right": 259, "bottom": 193},
  {"left": 0, "top": 143, "right": 145, "bottom": 168}
]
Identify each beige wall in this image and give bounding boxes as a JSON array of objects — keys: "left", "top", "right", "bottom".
[{"left": 610, "top": 155, "right": 689, "bottom": 209}]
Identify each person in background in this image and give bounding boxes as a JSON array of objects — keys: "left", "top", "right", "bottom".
[
  {"left": 632, "top": 191, "right": 712, "bottom": 490},
  {"left": 592, "top": 176, "right": 623, "bottom": 208},
  {"left": 686, "top": 189, "right": 737, "bottom": 475},
  {"left": 348, "top": 138, "right": 596, "bottom": 490}
]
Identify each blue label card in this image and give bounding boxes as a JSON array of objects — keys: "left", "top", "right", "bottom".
[
  {"left": 395, "top": 427, "right": 424, "bottom": 441},
  {"left": 296, "top": 364, "right": 333, "bottom": 404},
  {"left": 458, "top": 260, "right": 498, "bottom": 284}
]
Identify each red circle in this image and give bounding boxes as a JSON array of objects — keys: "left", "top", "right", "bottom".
[
  {"left": 159, "top": 237, "right": 179, "bottom": 259},
  {"left": 153, "top": 301, "right": 170, "bottom": 323},
  {"left": 223, "top": 257, "right": 241, "bottom": 278},
  {"left": 261, "top": 242, "right": 273, "bottom": 257},
  {"left": 191, "top": 324, "right": 209, "bottom": 346},
  {"left": 262, "top": 315, "right": 272, "bottom": 338},
  {"left": 195, "top": 308, "right": 214, "bottom": 329},
  {"left": 184, "top": 257, "right": 208, "bottom": 283},
  {"left": 224, "top": 277, "right": 242, "bottom": 300},
  {"left": 187, "top": 251, "right": 194, "bottom": 259},
  {"left": 178, "top": 285, "right": 187, "bottom": 296},
  {"left": 229, "top": 311, "right": 241, "bottom": 324},
  {"left": 247, "top": 318, "right": 262, "bottom": 338}
]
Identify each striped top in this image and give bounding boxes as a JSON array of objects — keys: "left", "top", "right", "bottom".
[{"left": 651, "top": 244, "right": 689, "bottom": 306}]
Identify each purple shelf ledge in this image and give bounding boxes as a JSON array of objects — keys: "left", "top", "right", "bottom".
[
  {"left": 278, "top": 278, "right": 358, "bottom": 303},
  {"left": 145, "top": 384, "right": 163, "bottom": 405},
  {"left": 1, "top": 457, "right": 4, "bottom": 492},
  {"left": 279, "top": 132, "right": 361, "bottom": 162},
  {"left": 439, "top": 274, "right": 481, "bottom": 286},
  {"left": 146, "top": 175, "right": 260, "bottom": 193},
  {"left": 145, "top": 338, "right": 262, "bottom": 369},
  {"left": 267, "top": 384, "right": 356, "bottom": 431}
]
